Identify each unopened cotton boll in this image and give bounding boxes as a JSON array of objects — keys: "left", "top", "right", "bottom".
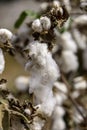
[
  {"left": 15, "top": 76, "right": 29, "bottom": 92},
  {"left": 61, "top": 32, "right": 77, "bottom": 53},
  {"left": 0, "top": 48, "right": 5, "bottom": 74},
  {"left": 0, "top": 28, "right": 13, "bottom": 43},
  {"left": 60, "top": 50, "right": 78, "bottom": 73},
  {"left": 40, "top": 16, "right": 51, "bottom": 30},
  {"left": 32, "top": 19, "right": 42, "bottom": 33}
]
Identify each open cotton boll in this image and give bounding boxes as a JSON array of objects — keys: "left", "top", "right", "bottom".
[
  {"left": 32, "top": 19, "right": 42, "bottom": 33},
  {"left": 0, "top": 28, "right": 13, "bottom": 43},
  {"left": 40, "top": 16, "right": 51, "bottom": 30},
  {"left": 40, "top": 2, "right": 48, "bottom": 11},
  {"left": 72, "top": 91, "right": 80, "bottom": 99},
  {"left": 73, "top": 107, "right": 83, "bottom": 124},
  {"left": 53, "top": 106, "right": 65, "bottom": 118},
  {"left": 52, "top": 118, "right": 66, "bottom": 130},
  {"left": 30, "top": 117, "right": 45, "bottom": 130},
  {"left": 54, "top": 81, "right": 68, "bottom": 93},
  {"left": 61, "top": 32, "right": 77, "bottom": 53},
  {"left": 0, "top": 48, "right": 5, "bottom": 74},
  {"left": 54, "top": 92, "right": 67, "bottom": 105},
  {"left": 72, "top": 29, "right": 86, "bottom": 50},
  {"left": 26, "top": 41, "right": 60, "bottom": 93},
  {"left": 60, "top": 50, "right": 78, "bottom": 73},
  {"left": 53, "top": 0, "right": 60, "bottom": 7},
  {"left": 73, "top": 76, "right": 87, "bottom": 90},
  {"left": 73, "top": 15, "right": 87, "bottom": 26},
  {"left": 15, "top": 76, "right": 29, "bottom": 92}
]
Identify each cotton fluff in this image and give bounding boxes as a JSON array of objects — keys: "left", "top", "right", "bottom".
[
  {"left": 40, "top": 16, "right": 51, "bottom": 30},
  {"left": 60, "top": 50, "right": 78, "bottom": 73},
  {"left": 61, "top": 32, "right": 77, "bottom": 53},
  {"left": 0, "top": 48, "right": 5, "bottom": 74},
  {"left": 26, "top": 41, "right": 59, "bottom": 94},
  {"left": 30, "top": 117, "right": 45, "bottom": 130},
  {"left": 0, "top": 28, "right": 13, "bottom": 43},
  {"left": 15, "top": 76, "right": 29, "bottom": 92},
  {"left": 32, "top": 19, "right": 42, "bottom": 33},
  {"left": 25, "top": 41, "right": 59, "bottom": 116},
  {"left": 36, "top": 92, "right": 56, "bottom": 116}
]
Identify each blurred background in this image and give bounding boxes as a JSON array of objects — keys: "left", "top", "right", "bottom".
[{"left": 0, "top": 0, "right": 40, "bottom": 91}]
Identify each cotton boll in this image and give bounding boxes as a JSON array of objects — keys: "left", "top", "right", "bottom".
[
  {"left": 73, "top": 76, "right": 87, "bottom": 90},
  {"left": 73, "top": 108, "right": 83, "bottom": 124},
  {"left": 0, "top": 28, "right": 13, "bottom": 43},
  {"left": 53, "top": 1, "right": 60, "bottom": 7},
  {"left": 32, "top": 19, "right": 42, "bottom": 33},
  {"left": 54, "top": 81, "right": 68, "bottom": 93},
  {"left": 61, "top": 32, "right": 77, "bottom": 53},
  {"left": 72, "top": 29, "right": 86, "bottom": 50},
  {"left": 40, "top": 2, "right": 48, "bottom": 11},
  {"left": 73, "top": 15, "right": 87, "bottom": 26},
  {"left": 40, "top": 16, "right": 51, "bottom": 31},
  {"left": 0, "top": 48, "right": 5, "bottom": 74},
  {"left": 26, "top": 41, "right": 60, "bottom": 93},
  {"left": 72, "top": 91, "right": 80, "bottom": 99},
  {"left": 60, "top": 50, "right": 78, "bottom": 73},
  {"left": 15, "top": 76, "right": 29, "bottom": 92},
  {"left": 53, "top": 106, "right": 65, "bottom": 118},
  {"left": 30, "top": 117, "right": 45, "bottom": 130},
  {"left": 80, "top": 0, "right": 87, "bottom": 12},
  {"left": 52, "top": 118, "right": 66, "bottom": 130},
  {"left": 54, "top": 92, "right": 67, "bottom": 105}
]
